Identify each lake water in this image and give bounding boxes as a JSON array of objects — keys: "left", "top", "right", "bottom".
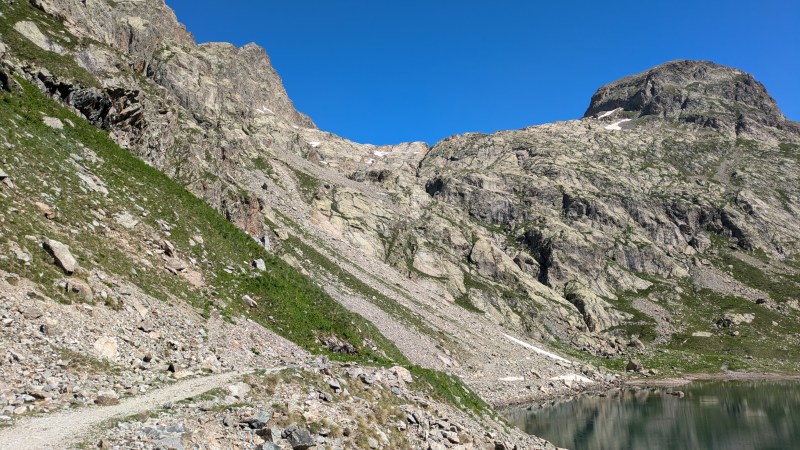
[{"left": 504, "top": 381, "right": 800, "bottom": 450}]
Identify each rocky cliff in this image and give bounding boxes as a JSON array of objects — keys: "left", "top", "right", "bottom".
[{"left": 2, "top": 0, "right": 800, "bottom": 447}]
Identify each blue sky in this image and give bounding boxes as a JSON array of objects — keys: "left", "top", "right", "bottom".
[{"left": 165, "top": 0, "right": 799, "bottom": 145}]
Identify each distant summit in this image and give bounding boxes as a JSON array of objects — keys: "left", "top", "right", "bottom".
[{"left": 584, "top": 60, "right": 792, "bottom": 134}]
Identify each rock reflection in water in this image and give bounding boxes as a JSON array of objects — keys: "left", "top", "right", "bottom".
[{"left": 504, "top": 381, "right": 800, "bottom": 450}]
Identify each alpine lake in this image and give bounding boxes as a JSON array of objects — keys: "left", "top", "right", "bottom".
[{"left": 504, "top": 380, "right": 800, "bottom": 450}]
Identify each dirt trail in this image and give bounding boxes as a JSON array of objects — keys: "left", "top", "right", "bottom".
[{"left": 0, "top": 370, "right": 259, "bottom": 450}]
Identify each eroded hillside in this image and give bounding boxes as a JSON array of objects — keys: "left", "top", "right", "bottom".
[{"left": 1, "top": 0, "right": 800, "bottom": 448}]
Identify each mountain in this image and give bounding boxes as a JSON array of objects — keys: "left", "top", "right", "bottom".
[{"left": 1, "top": 0, "right": 799, "bottom": 448}]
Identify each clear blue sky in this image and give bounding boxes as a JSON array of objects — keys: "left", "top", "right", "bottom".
[{"left": 165, "top": 0, "right": 799, "bottom": 145}]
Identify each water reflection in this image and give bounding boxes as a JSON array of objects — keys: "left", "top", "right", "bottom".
[{"left": 504, "top": 381, "right": 800, "bottom": 450}]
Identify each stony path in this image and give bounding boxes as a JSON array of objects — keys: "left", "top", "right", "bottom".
[{"left": 0, "top": 370, "right": 257, "bottom": 450}]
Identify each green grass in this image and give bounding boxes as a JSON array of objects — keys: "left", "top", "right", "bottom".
[
  {"left": 0, "top": 77, "right": 404, "bottom": 366},
  {"left": 708, "top": 237, "right": 800, "bottom": 304},
  {"left": 408, "top": 365, "right": 492, "bottom": 417},
  {"left": 454, "top": 293, "right": 483, "bottom": 313},
  {"left": 0, "top": 76, "right": 489, "bottom": 417}
]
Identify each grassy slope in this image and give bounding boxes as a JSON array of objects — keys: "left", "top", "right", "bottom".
[{"left": 0, "top": 73, "right": 489, "bottom": 417}]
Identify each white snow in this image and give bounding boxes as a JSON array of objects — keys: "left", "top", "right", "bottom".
[
  {"left": 255, "top": 108, "right": 274, "bottom": 115},
  {"left": 550, "top": 374, "right": 594, "bottom": 384},
  {"left": 604, "top": 119, "right": 631, "bottom": 131},
  {"left": 502, "top": 333, "right": 571, "bottom": 363},
  {"left": 373, "top": 150, "right": 387, "bottom": 157},
  {"left": 309, "top": 141, "right": 321, "bottom": 148},
  {"left": 597, "top": 108, "right": 621, "bottom": 119},
  {"left": 499, "top": 376, "right": 525, "bottom": 382},
  {"left": 365, "top": 159, "right": 374, "bottom": 165}
]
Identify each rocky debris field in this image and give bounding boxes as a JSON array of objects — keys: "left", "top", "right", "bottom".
[
  {"left": 82, "top": 360, "right": 555, "bottom": 450},
  {"left": 0, "top": 268, "right": 307, "bottom": 421}
]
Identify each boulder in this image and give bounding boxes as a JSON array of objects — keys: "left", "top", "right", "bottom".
[
  {"left": 717, "top": 313, "right": 755, "bottom": 328},
  {"left": 241, "top": 295, "right": 258, "bottom": 308},
  {"left": 282, "top": 424, "right": 315, "bottom": 450},
  {"left": 94, "top": 389, "right": 119, "bottom": 406},
  {"left": 227, "top": 382, "right": 251, "bottom": 399},
  {"left": 42, "top": 116, "right": 64, "bottom": 130},
  {"left": 43, "top": 239, "right": 77, "bottom": 274},
  {"left": 63, "top": 278, "right": 93, "bottom": 302},
  {"left": 625, "top": 359, "right": 643, "bottom": 372},
  {"left": 391, "top": 365, "right": 413, "bottom": 383},
  {"left": 252, "top": 258, "right": 266, "bottom": 271},
  {"left": 34, "top": 202, "right": 56, "bottom": 219},
  {"left": 114, "top": 211, "right": 139, "bottom": 229},
  {"left": 93, "top": 336, "right": 118, "bottom": 360}
]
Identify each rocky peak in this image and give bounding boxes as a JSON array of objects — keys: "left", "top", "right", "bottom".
[
  {"left": 27, "top": 0, "right": 314, "bottom": 128},
  {"left": 584, "top": 60, "right": 790, "bottom": 134}
]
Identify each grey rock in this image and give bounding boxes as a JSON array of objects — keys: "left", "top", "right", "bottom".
[
  {"left": 256, "top": 444, "right": 281, "bottom": 450},
  {"left": 283, "top": 424, "right": 315, "bottom": 450},
  {"left": 244, "top": 410, "right": 271, "bottom": 429},
  {"left": 625, "top": 359, "right": 643, "bottom": 372},
  {"left": 252, "top": 258, "right": 266, "bottom": 271},
  {"left": 43, "top": 239, "right": 77, "bottom": 274},
  {"left": 584, "top": 60, "right": 787, "bottom": 133},
  {"left": 241, "top": 295, "right": 257, "bottom": 308}
]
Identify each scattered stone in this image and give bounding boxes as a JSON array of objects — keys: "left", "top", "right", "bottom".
[
  {"left": 94, "top": 390, "right": 119, "bottom": 406},
  {"left": 18, "top": 305, "right": 43, "bottom": 320},
  {"left": 42, "top": 116, "right": 65, "bottom": 130},
  {"left": 252, "top": 258, "right": 266, "bottom": 271},
  {"left": 63, "top": 278, "right": 94, "bottom": 302},
  {"left": 392, "top": 365, "right": 413, "bottom": 383},
  {"left": 94, "top": 336, "right": 118, "bottom": 360},
  {"left": 34, "top": 201, "right": 57, "bottom": 219},
  {"left": 283, "top": 425, "right": 315, "bottom": 450},
  {"left": 161, "top": 240, "right": 176, "bottom": 257},
  {"left": 241, "top": 295, "right": 258, "bottom": 308},
  {"left": 625, "top": 359, "right": 643, "bottom": 372},
  {"left": 43, "top": 239, "right": 78, "bottom": 274},
  {"left": 227, "top": 382, "right": 251, "bottom": 399},
  {"left": 243, "top": 411, "right": 270, "bottom": 429},
  {"left": 667, "top": 390, "right": 685, "bottom": 398},
  {"left": 114, "top": 211, "right": 139, "bottom": 229},
  {"left": 692, "top": 331, "right": 713, "bottom": 338}
]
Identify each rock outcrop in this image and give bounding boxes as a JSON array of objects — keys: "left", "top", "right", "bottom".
[{"left": 584, "top": 60, "right": 795, "bottom": 135}]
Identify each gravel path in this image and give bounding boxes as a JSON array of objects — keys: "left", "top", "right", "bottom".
[{"left": 0, "top": 370, "right": 259, "bottom": 450}]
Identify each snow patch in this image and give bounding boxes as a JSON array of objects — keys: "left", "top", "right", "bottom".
[
  {"left": 604, "top": 119, "right": 631, "bottom": 131},
  {"left": 309, "top": 141, "right": 321, "bottom": 148},
  {"left": 597, "top": 108, "right": 621, "bottom": 119},
  {"left": 373, "top": 150, "right": 387, "bottom": 157},
  {"left": 365, "top": 159, "right": 375, "bottom": 165},
  {"left": 502, "top": 333, "right": 571, "bottom": 363},
  {"left": 550, "top": 374, "right": 594, "bottom": 384},
  {"left": 255, "top": 108, "right": 274, "bottom": 115},
  {"left": 499, "top": 376, "right": 525, "bottom": 382}
]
